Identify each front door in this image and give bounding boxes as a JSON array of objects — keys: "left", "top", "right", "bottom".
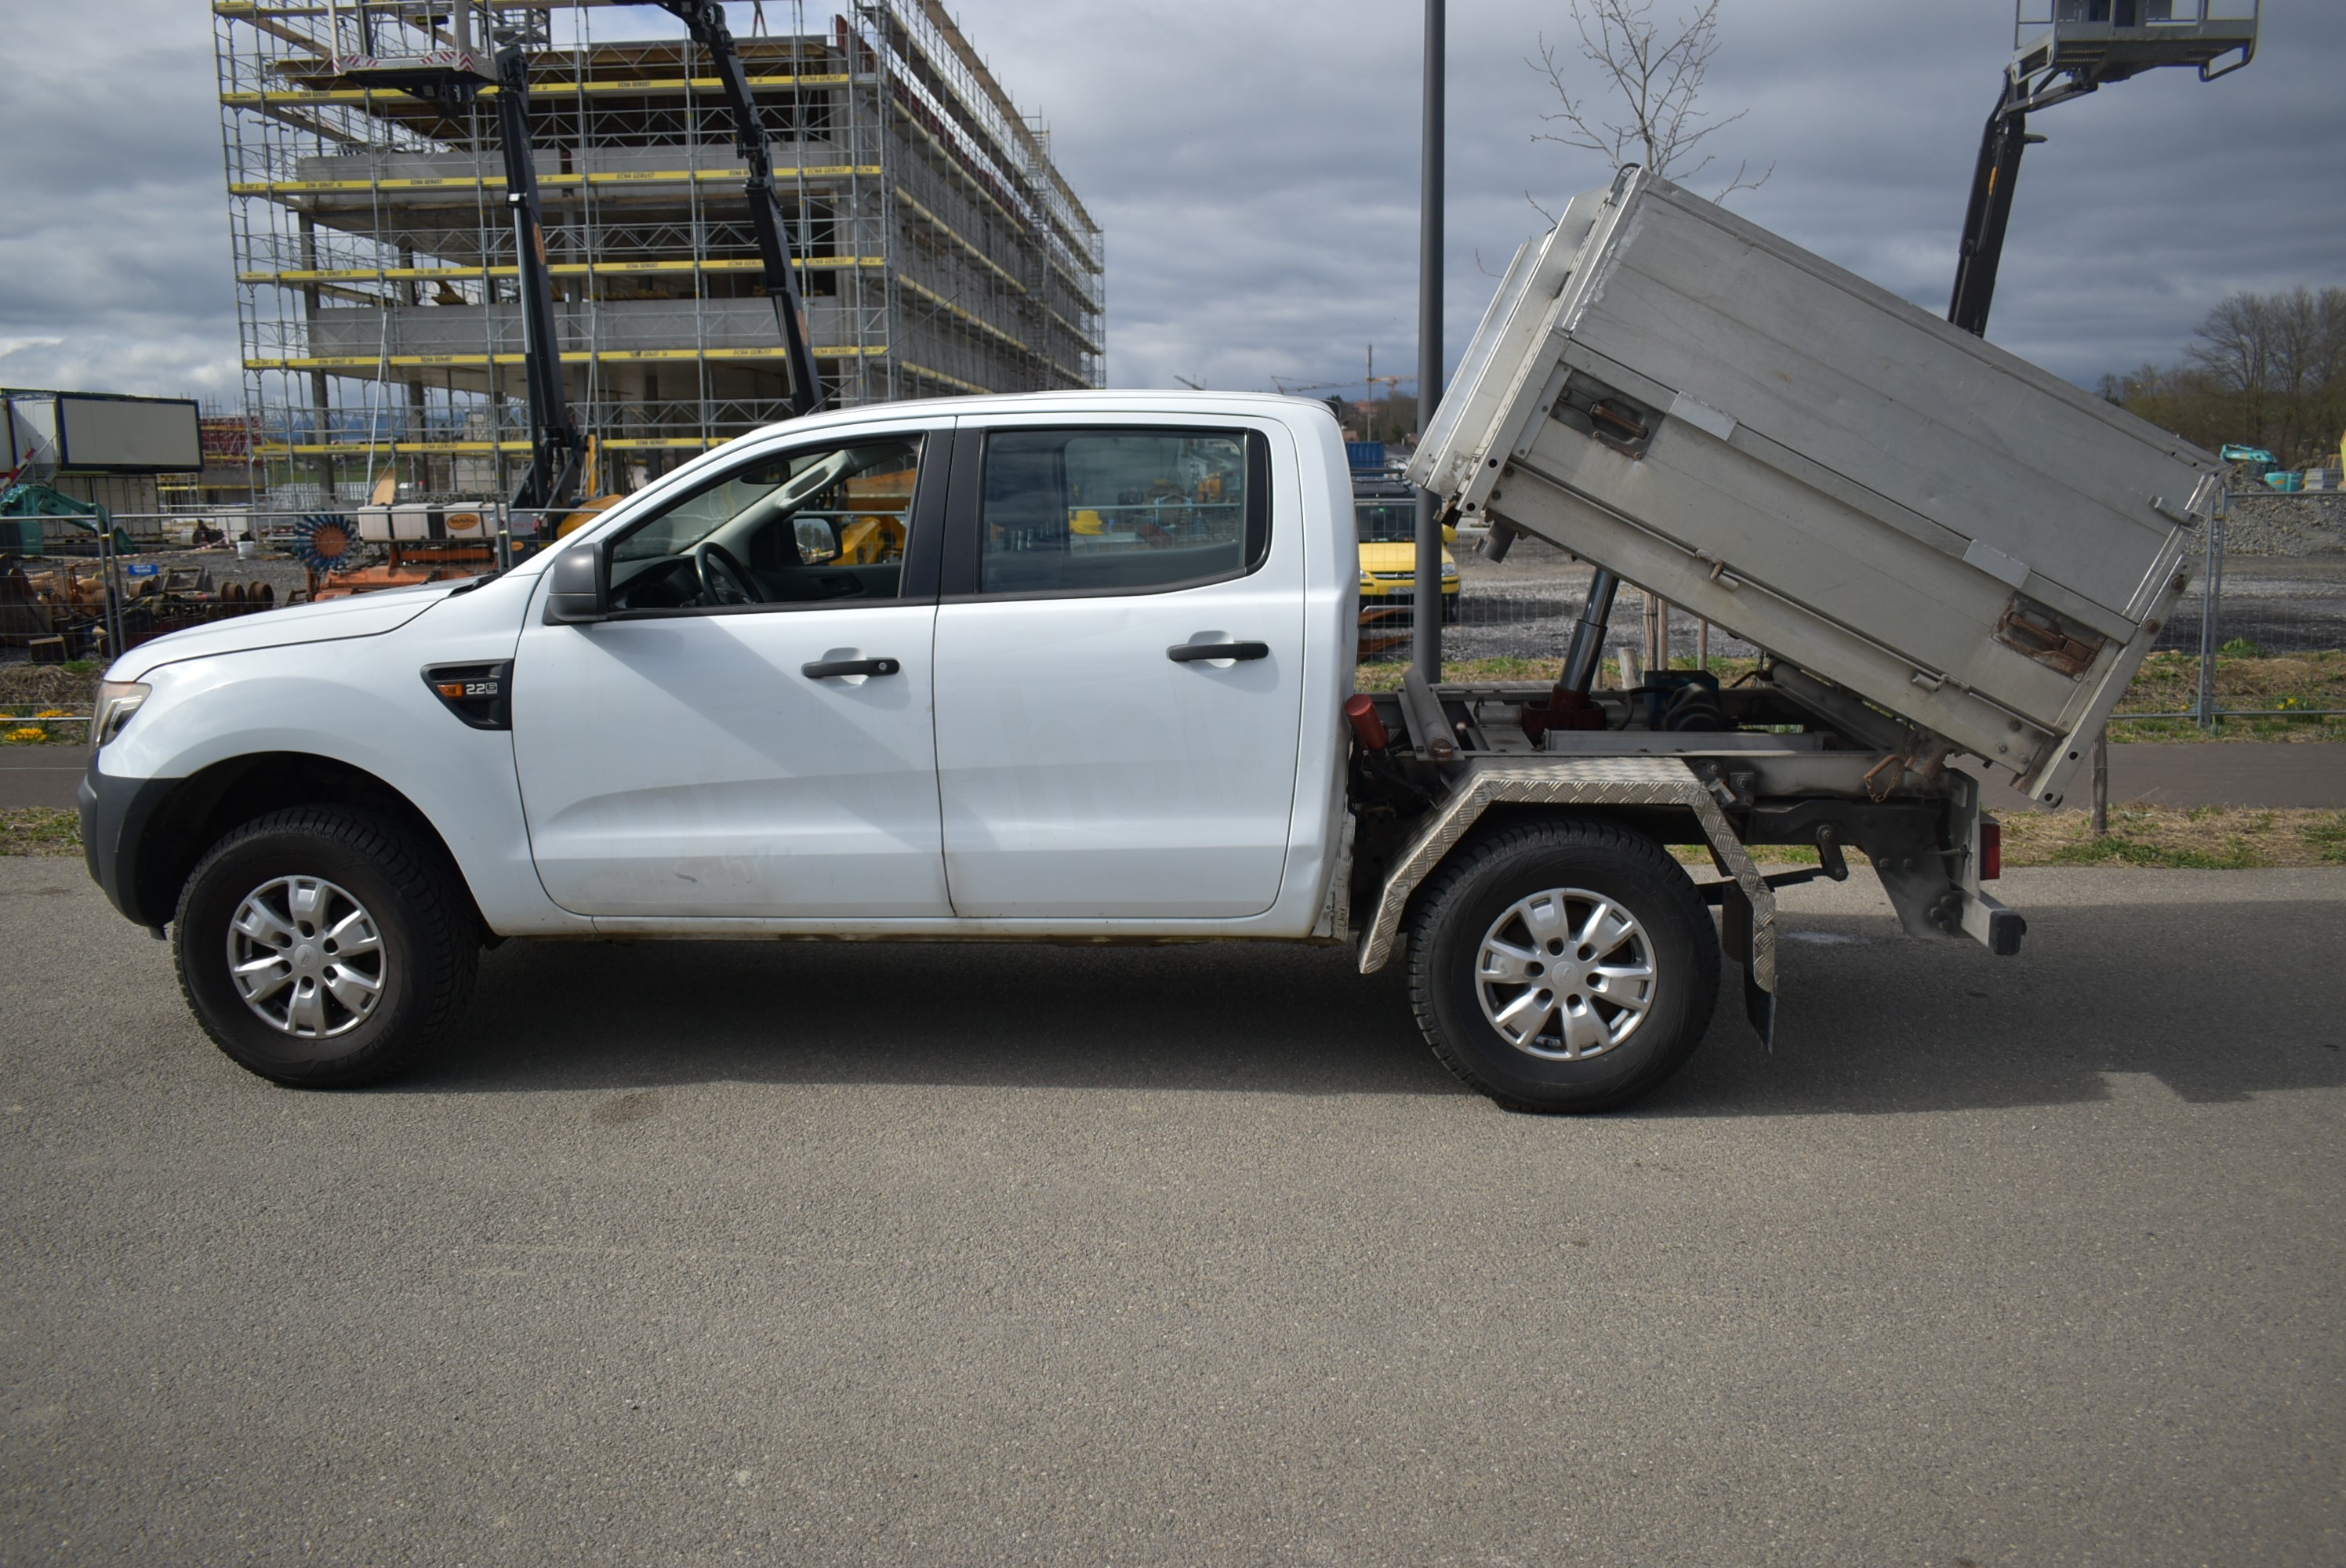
[
  {"left": 931, "top": 419, "right": 1306, "bottom": 919},
  {"left": 512, "top": 429, "right": 953, "bottom": 919}
]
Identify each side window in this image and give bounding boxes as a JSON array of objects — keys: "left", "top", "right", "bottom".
[
  {"left": 605, "top": 437, "right": 923, "bottom": 612},
  {"left": 977, "top": 428, "right": 1268, "bottom": 597}
]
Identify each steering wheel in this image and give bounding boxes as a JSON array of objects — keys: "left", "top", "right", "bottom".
[{"left": 692, "top": 540, "right": 765, "bottom": 606}]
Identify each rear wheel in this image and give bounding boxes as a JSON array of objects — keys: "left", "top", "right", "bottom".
[
  {"left": 174, "top": 807, "right": 479, "bottom": 1087},
  {"left": 1407, "top": 816, "right": 1718, "bottom": 1112}
]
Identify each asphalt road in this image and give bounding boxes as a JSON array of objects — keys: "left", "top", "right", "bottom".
[
  {"left": 0, "top": 750, "right": 85, "bottom": 811},
  {"left": 3, "top": 859, "right": 2341, "bottom": 1565}
]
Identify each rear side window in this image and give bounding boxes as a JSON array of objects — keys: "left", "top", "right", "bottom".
[{"left": 978, "top": 428, "right": 1269, "bottom": 596}]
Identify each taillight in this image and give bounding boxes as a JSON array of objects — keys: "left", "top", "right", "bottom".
[{"left": 1980, "top": 817, "right": 2002, "bottom": 880}]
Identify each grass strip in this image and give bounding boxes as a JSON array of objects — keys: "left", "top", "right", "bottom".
[{"left": 1, "top": 808, "right": 83, "bottom": 858}]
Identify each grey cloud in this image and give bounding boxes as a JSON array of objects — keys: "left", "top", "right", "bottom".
[
  {"left": 964, "top": 0, "right": 2343, "bottom": 395},
  {"left": 2, "top": 0, "right": 2337, "bottom": 407},
  {"left": 0, "top": 0, "right": 239, "bottom": 397}
]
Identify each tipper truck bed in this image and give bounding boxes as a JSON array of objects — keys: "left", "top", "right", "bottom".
[
  {"left": 1414, "top": 166, "right": 2219, "bottom": 807},
  {"left": 82, "top": 167, "right": 2221, "bottom": 1112}
]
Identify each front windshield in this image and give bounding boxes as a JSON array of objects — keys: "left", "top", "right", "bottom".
[
  {"left": 609, "top": 443, "right": 918, "bottom": 565},
  {"left": 1356, "top": 498, "right": 1416, "bottom": 543}
]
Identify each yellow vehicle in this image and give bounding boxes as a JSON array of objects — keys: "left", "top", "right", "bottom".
[{"left": 1353, "top": 482, "right": 1459, "bottom": 620}]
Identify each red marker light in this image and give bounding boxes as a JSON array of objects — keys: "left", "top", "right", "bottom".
[{"left": 1980, "top": 817, "right": 2002, "bottom": 880}]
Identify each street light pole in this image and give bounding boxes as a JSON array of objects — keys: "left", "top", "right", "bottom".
[{"left": 1412, "top": 0, "right": 1446, "bottom": 686}]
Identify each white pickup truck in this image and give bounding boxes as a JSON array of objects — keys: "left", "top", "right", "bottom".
[{"left": 81, "top": 171, "right": 2218, "bottom": 1112}]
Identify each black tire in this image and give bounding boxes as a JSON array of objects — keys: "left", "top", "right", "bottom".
[
  {"left": 1407, "top": 815, "right": 1718, "bottom": 1113},
  {"left": 173, "top": 806, "right": 480, "bottom": 1088},
  {"left": 1440, "top": 593, "right": 1462, "bottom": 625}
]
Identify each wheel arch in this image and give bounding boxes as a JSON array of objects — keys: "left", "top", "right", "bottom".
[
  {"left": 1355, "top": 759, "right": 1776, "bottom": 1045},
  {"left": 1389, "top": 802, "right": 1690, "bottom": 957},
  {"left": 129, "top": 752, "right": 484, "bottom": 938}
]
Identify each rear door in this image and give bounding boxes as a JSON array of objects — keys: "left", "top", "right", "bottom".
[{"left": 929, "top": 416, "right": 1306, "bottom": 919}]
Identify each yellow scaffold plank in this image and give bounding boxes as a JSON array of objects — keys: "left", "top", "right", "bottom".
[
  {"left": 895, "top": 277, "right": 1033, "bottom": 355},
  {"left": 1039, "top": 303, "right": 1105, "bottom": 359},
  {"left": 219, "top": 74, "right": 852, "bottom": 107},
  {"left": 230, "top": 165, "right": 881, "bottom": 197},
  {"left": 895, "top": 278, "right": 1087, "bottom": 386},
  {"left": 892, "top": 191, "right": 1026, "bottom": 296},
  {"left": 256, "top": 441, "right": 535, "bottom": 456},
  {"left": 897, "top": 361, "right": 991, "bottom": 397},
  {"left": 256, "top": 437, "right": 737, "bottom": 456},
  {"left": 237, "top": 257, "right": 886, "bottom": 284},
  {"left": 244, "top": 346, "right": 887, "bottom": 370}
]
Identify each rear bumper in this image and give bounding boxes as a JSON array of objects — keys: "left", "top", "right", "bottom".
[{"left": 79, "top": 759, "right": 180, "bottom": 929}]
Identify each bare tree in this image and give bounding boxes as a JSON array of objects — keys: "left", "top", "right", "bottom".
[
  {"left": 2188, "top": 286, "right": 2346, "bottom": 400},
  {"left": 2110, "top": 286, "right": 2346, "bottom": 465},
  {"left": 1528, "top": 0, "right": 1771, "bottom": 207}
]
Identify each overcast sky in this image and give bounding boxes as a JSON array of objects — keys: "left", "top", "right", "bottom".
[{"left": 1, "top": 0, "right": 2338, "bottom": 410}]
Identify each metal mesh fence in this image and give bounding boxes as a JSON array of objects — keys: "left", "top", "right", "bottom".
[
  {"left": 7, "top": 495, "right": 2339, "bottom": 734},
  {"left": 1357, "top": 499, "right": 2346, "bottom": 726}
]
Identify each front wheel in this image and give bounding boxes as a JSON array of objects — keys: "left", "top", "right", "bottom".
[
  {"left": 1407, "top": 816, "right": 1719, "bottom": 1112},
  {"left": 174, "top": 807, "right": 480, "bottom": 1087}
]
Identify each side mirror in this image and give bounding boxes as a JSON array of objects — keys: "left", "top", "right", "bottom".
[
  {"left": 542, "top": 539, "right": 609, "bottom": 624},
  {"left": 795, "top": 516, "right": 840, "bottom": 564}
]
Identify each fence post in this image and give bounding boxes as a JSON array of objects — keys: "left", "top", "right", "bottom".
[
  {"left": 2090, "top": 731, "right": 2108, "bottom": 837},
  {"left": 2194, "top": 506, "right": 2226, "bottom": 731},
  {"left": 96, "top": 516, "right": 125, "bottom": 660}
]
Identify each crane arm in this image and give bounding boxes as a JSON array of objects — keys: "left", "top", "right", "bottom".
[
  {"left": 656, "top": 1, "right": 826, "bottom": 417},
  {"left": 493, "top": 45, "right": 588, "bottom": 515}
]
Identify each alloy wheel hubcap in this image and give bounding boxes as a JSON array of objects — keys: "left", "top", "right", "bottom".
[
  {"left": 225, "top": 876, "right": 386, "bottom": 1039},
  {"left": 1473, "top": 888, "right": 1657, "bottom": 1060}
]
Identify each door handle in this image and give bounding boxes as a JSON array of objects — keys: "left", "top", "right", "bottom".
[
  {"left": 802, "top": 656, "right": 902, "bottom": 679},
  {"left": 1166, "top": 641, "right": 1270, "bottom": 663}
]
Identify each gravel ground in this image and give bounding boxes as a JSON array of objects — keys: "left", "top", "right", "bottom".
[
  {"left": 2155, "top": 554, "right": 2346, "bottom": 660},
  {"left": 2221, "top": 493, "right": 2346, "bottom": 557}
]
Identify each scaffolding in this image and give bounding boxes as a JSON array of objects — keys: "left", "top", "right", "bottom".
[{"left": 212, "top": 0, "right": 1105, "bottom": 501}]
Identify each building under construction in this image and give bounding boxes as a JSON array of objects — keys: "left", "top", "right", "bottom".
[{"left": 214, "top": 1, "right": 1104, "bottom": 500}]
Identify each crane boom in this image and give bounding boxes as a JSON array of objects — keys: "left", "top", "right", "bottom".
[
  {"left": 656, "top": 1, "right": 827, "bottom": 418},
  {"left": 494, "top": 45, "right": 589, "bottom": 515}
]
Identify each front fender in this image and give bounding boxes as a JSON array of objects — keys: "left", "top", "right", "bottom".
[{"left": 92, "top": 572, "right": 585, "bottom": 936}]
